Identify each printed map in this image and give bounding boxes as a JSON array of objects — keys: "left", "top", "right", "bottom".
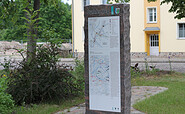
[
  {"left": 88, "top": 18, "right": 110, "bottom": 48},
  {"left": 88, "top": 16, "right": 120, "bottom": 112},
  {"left": 89, "top": 55, "right": 110, "bottom": 95}
]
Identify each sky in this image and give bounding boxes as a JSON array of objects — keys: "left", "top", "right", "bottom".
[{"left": 61, "top": 0, "right": 72, "bottom": 4}]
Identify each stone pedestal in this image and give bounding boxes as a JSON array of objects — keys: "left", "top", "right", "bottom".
[{"left": 84, "top": 4, "right": 131, "bottom": 114}]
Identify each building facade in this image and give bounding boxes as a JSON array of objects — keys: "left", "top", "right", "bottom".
[{"left": 72, "top": 0, "right": 185, "bottom": 58}]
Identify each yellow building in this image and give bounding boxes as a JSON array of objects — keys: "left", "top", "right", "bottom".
[{"left": 72, "top": 0, "right": 185, "bottom": 58}]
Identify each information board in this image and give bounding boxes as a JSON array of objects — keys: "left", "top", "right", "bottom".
[{"left": 88, "top": 16, "right": 121, "bottom": 112}]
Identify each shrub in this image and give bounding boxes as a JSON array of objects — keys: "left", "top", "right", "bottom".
[
  {"left": 6, "top": 43, "right": 81, "bottom": 105},
  {"left": 0, "top": 76, "right": 15, "bottom": 114},
  {"left": 70, "top": 59, "right": 85, "bottom": 95}
]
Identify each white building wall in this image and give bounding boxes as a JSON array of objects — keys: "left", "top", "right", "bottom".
[
  {"left": 130, "top": 0, "right": 145, "bottom": 52},
  {"left": 73, "top": 0, "right": 84, "bottom": 52},
  {"left": 160, "top": 3, "right": 185, "bottom": 52},
  {"left": 73, "top": 0, "right": 102, "bottom": 52},
  {"left": 74, "top": 0, "right": 185, "bottom": 54}
]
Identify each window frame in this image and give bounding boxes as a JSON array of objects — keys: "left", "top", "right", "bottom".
[
  {"left": 177, "top": 22, "right": 185, "bottom": 39},
  {"left": 101, "top": 0, "right": 107, "bottom": 4},
  {"left": 82, "top": 0, "right": 90, "bottom": 11},
  {"left": 147, "top": 7, "right": 157, "bottom": 23},
  {"left": 82, "top": 26, "right": 85, "bottom": 41}
]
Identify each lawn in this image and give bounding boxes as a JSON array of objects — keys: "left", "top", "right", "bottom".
[
  {"left": 132, "top": 72, "right": 185, "bottom": 114},
  {"left": 14, "top": 96, "right": 85, "bottom": 114},
  {"left": 14, "top": 72, "right": 185, "bottom": 114}
]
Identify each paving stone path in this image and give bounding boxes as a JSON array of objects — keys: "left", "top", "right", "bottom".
[{"left": 56, "top": 86, "right": 168, "bottom": 114}]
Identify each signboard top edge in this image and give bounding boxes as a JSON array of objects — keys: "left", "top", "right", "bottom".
[
  {"left": 84, "top": 3, "right": 129, "bottom": 7},
  {"left": 84, "top": 4, "right": 129, "bottom": 17}
]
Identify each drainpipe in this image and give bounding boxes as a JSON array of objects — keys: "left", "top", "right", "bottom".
[{"left": 72, "top": 0, "right": 75, "bottom": 57}]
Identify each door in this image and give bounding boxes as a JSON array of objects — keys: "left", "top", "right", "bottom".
[{"left": 150, "top": 34, "right": 159, "bottom": 56}]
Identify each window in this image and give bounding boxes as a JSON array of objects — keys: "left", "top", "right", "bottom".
[
  {"left": 147, "top": 7, "right": 157, "bottom": 23},
  {"left": 84, "top": 0, "right": 90, "bottom": 6},
  {"left": 178, "top": 23, "right": 185, "bottom": 39},
  {"left": 102, "top": 0, "right": 107, "bottom": 4},
  {"left": 150, "top": 34, "right": 159, "bottom": 47},
  {"left": 82, "top": 0, "right": 90, "bottom": 10}
]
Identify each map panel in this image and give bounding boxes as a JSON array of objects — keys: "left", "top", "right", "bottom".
[
  {"left": 88, "top": 16, "right": 121, "bottom": 112},
  {"left": 88, "top": 18, "right": 110, "bottom": 48},
  {"left": 89, "top": 55, "right": 110, "bottom": 96}
]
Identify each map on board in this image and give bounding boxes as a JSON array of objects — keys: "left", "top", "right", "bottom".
[
  {"left": 89, "top": 55, "right": 110, "bottom": 95},
  {"left": 88, "top": 18, "right": 110, "bottom": 48},
  {"left": 88, "top": 16, "right": 121, "bottom": 112}
]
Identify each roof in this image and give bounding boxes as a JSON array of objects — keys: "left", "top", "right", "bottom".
[{"left": 144, "top": 27, "right": 160, "bottom": 31}]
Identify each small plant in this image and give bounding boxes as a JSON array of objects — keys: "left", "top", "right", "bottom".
[
  {"left": 168, "top": 56, "right": 172, "bottom": 74},
  {"left": 70, "top": 59, "right": 85, "bottom": 95},
  {"left": 144, "top": 57, "right": 149, "bottom": 72},
  {"left": 0, "top": 76, "right": 15, "bottom": 114},
  {"left": 131, "top": 63, "right": 141, "bottom": 78},
  {"left": 0, "top": 58, "right": 14, "bottom": 76}
]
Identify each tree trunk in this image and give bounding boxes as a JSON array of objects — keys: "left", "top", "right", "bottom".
[{"left": 26, "top": 0, "right": 40, "bottom": 61}]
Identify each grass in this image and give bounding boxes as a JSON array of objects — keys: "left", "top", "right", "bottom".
[
  {"left": 4, "top": 67, "right": 185, "bottom": 114},
  {"left": 14, "top": 96, "right": 85, "bottom": 114},
  {"left": 132, "top": 72, "right": 185, "bottom": 114}
]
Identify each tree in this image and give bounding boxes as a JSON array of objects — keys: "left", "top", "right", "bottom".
[
  {"left": 0, "top": 1, "right": 71, "bottom": 41},
  {"left": 25, "top": 0, "right": 40, "bottom": 60},
  {"left": 149, "top": 0, "right": 185, "bottom": 19},
  {"left": 39, "top": 2, "right": 72, "bottom": 41},
  {"left": 0, "top": 0, "right": 70, "bottom": 61},
  {"left": 0, "top": 0, "right": 42, "bottom": 60},
  {"left": 109, "top": 0, "right": 185, "bottom": 19}
]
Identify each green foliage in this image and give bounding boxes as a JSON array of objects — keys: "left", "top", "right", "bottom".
[
  {"left": 39, "top": 2, "right": 72, "bottom": 40},
  {"left": 145, "top": 68, "right": 160, "bottom": 75},
  {"left": 70, "top": 60, "right": 85, "bottom": 95},
  {"left": 0, "top": 0, "right": 72, "bottom": 42},
  {"left": 0, "top": 27, "right": 26, "bottom": 41},
  {"left": 158, "top": 0, "right": 184, "bottom": 19},
  {"left": 0, "top": 76, "right": 15, "bottom": 114},
  {"left": 14, "top": 96, "right": 85, "bottom": 114},
  {"left": 0, "top": 58, "right": 13, "bottom": 76},
  {"left": 131, "top": 68, "right": 141, "bottom": 78},
  {"left": 107, "top": 0, "right": 129, "bottom": 4},
  {"left": 6, "top": 43, "right": 81, "bottom": 105},
  {"left": 145, "top": 0, "right": 185, "bottom": 19}
]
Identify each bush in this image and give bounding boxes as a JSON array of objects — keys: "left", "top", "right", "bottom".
[
  {"left": 70, "top": 60, "right": 85, "bottom": 94},
  {"left": 131, "top": 68, "right": 141, "bottom": 78},
  {"left": 6, "top": 43, "right": 81, "bottom": 105},
  {"left": 0, "top": 76, "right": 15, "bottom": 114}
]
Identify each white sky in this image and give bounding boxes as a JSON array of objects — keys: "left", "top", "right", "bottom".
[{"left": 61, "top": 0, "right": 72, "bottom": 4}]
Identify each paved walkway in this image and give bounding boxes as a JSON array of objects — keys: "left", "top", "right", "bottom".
[
  {"left": 131, "top": 57, "right": 185, "bottom": 73},
  {"left": 1, "top": 56, "right": 185, "bottom": 73},
  {"left": 56, "top": 86, "right": 168, "bottom": 114}
]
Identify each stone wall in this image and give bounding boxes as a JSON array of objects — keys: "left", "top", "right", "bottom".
[
  {"left": 131, "top": 52, "right": 185, "bottom": 58},
  {"left": 0, "top": 41, "right": 23, "bottom": 56},
  {"left": 0, "top": 41, "right": 72, "bottom": 57}
]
